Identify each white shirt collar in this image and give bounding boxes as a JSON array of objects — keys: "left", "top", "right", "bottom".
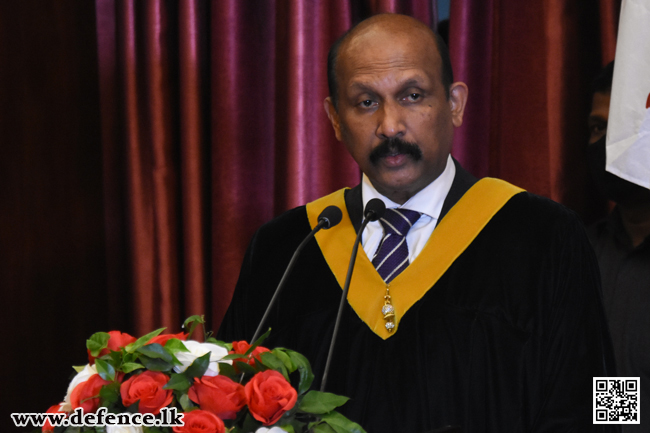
[{"left": 361, "top": 154, "right": 456, "bottom": 221}]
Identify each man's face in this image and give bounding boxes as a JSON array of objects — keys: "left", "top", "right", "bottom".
[
  {"left": 588, "top": 91, "right": 611, "bottom": 145},
  {"left": 324, "top": 23, "right": 467, "bottom": 204}
]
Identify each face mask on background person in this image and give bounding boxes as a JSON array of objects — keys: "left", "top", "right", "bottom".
[{"left": 586, "top": 135, "right": 650, "bottom": 206}]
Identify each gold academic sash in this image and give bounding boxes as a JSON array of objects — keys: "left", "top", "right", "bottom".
[{"left": 305, "top": 178, "right": 524, "bottom": 339}]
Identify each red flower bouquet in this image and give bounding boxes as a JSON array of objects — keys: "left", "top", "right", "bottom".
[{"left": 38, "top": 315, "right": 365, "bottom": 433}]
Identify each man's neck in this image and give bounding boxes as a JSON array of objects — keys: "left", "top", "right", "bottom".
[
  {"left": 618, "top": 202, "right": 650, "bottom": 248},
  {"left": 379, "top": 189, "right": 420, "bottom": 205}
]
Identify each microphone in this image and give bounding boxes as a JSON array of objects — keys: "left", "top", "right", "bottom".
[
  {"left": 250, "top": 206, "right": 342, "bottom": 344},
  {"left": 363, "top": 197, "right": 386, "bottom": 222},
  {"left": 320, "top": 199, "right": 385, "bottom": 391},
  {"left": 317, "top": 205, "right": 343, "bottom": 229}
]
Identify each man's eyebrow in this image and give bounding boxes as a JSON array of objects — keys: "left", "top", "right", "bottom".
[
  {"left": 347, "top": 77, "right": 426, "bottom": 93},
  {"left": 400, "top": 78, "right": 424, "bottom": 88}
]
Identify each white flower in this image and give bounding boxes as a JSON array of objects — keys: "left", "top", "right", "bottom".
[
  {"left": 106, "top": 426, "right": 143, "bottom": 433},
  {"left": 254, "top": 428, "right": 287, "bottom": 433},
  {"left": 173, "top": 340, "right": 230, "bottom": 376},
  {"left": 60, "top": 364, "right": 98, "bottom": 412}
]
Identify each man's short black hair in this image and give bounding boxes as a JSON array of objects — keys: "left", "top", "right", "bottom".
[
  {"left": 591, "top": 61, "right": 614, "bottom": 96},
  {"left": 327, "top": 22, "right": 454, "bottom": 110}
]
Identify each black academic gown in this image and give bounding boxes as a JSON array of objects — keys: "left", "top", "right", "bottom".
[{"left": 219, "top": 163, "right": 618, "bottom": 433}]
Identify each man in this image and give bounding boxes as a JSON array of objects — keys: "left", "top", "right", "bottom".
[
  {"left": 587, "top": 61, "right": 650, "bottom": 432},
  {"left": 220, "top": 14, "right": 617, "bottom": 432}
]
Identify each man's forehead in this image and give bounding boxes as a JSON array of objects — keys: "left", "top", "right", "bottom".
[
  {"left": 337, "top": 29, "right": 440, "bottom": 86},
  {"left": 590, "top": 92, "right": 611, "bottom": 116},
  {"left": 342, "top": 20, "right": 436, "bottom": 57},
  {"left": 345, "top": 13, "right": 433, "bottom": 40}
]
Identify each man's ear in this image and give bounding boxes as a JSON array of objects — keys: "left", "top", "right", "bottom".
[
  {"left": 448, "top": 82, "right": 469, "bottom": 128},
  {"left": 324, "top": 97, "right": 343, "bottom": 141}
]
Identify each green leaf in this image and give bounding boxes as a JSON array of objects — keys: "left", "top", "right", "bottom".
[
  {"left": 183, "top": 315, "right": 205, "bottom": 328},
  {"left": 183, "top": 352, "right": 210, "bottom": 379},
  {"left": 163, "top": 373, "right": 191, "bottom": 392},
  {"left": 126, "top": 400, "right": 139, "bottom": 413},
  {"left": 94, "top": 359, "right": 116, "bottom": 382},
  {"left": 241, "top": 413, "right": 261, "bottom": 433},
  {"left": 177, "top": 392, "right": 196, "bottom": 412},
  {"left": 287, "top": 417, "right": 307, "bottom": 433},
  {"left": 72, "top": 365, "right": 87, "bottom": 373},
  {"left": 311, "top": 423, "right": 337, "bottom": 433},
  {"left": 221, "top": 353, "right": 249, "bottom": 361},
  {"left": 122, "top": 352, "right": 137, "bottom": 364},
  {"left": 216, "top": 362, "right": 237, "bottom": 378},
  {"left": 86, "top": 332, "right": 110, "bottom": 357},
  {"left": 125, "top": 328, "right": 165, "bottom": 353},
  {"left": 164, "top": 338, "right": 190, "bottom": 354},
  {"left": 280, "top": 425, "right": 296, "bottom": 433},
  {"left": 272, "top": 348, "right": 294, "bottom": 371},
  {"left": 259, "top": 352, "right": 289, "bottom": 380},
  {"left": 136, "top": 343, "right": 173, "bottom": 362},
  {"left": 98, "top": 382, "right": 120, "bottom": 405},
  {"left": 206, "top": 338, "right": 231, "bottom": 350},
  {"left": 120, "top": 362, "right": 145, "bottom": 373},
  {"left": 182, "top": 315, "right": 205, "bottom": 340},
  {"left": 138, "top": 355, "right": 173, "bottom": 372},
  {"left": 298, "top": 391, "right": 349, "bottom": 414},
  {"left": 286, "top": 350, "right": 314, "bottom": 394},
  {"left": 234, "top": 361, "right": 258, "bottom": 376},
  {"left": 107, "top": 350, "right": 123, "bottom": 366},
  {"left": 250, "top": 328, "right": 271, "bottom": 351},
  {"left": 320, "top": 411, "right": 367, "bottom": 433}
]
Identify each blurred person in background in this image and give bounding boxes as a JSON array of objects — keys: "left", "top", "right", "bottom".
[{"left": 587, "top": 60, "right": 650, "bottom": 432}]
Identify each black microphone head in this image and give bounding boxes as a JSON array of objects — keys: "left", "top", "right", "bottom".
[
  {"left": 364, "top": 198, "right": 386, "bottom": 222},
  {"left": 318, "top": 206, "right": 343, "bottom": 229}
]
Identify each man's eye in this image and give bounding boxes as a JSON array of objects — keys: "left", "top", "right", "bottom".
[
  {"left": 589, "top": 121, "right": 607, "bottom": 135},
  {"left": 407, "top": 93, "right": 421, "bottom": 101},
  {"left": 360, "top": 100, "right": 374, "bottom": 108}
]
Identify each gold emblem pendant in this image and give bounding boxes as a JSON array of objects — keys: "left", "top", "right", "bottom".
[{"left": 382, "top": 286, "right": 395, "bottom": 332}]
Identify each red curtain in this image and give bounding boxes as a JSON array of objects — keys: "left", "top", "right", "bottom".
[
  {"left": 96, "top": 0, "right": 435, "bottom": 335},
  {"left": 0, "top": 1, "right": 108, "bottom": 428},
  {"left": 450, "top": 0, "right": 620, "bottom": 221}
]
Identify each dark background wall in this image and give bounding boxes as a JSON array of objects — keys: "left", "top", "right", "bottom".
[{"left": 0, "top": 2, "right": 109, "bottom": 430}]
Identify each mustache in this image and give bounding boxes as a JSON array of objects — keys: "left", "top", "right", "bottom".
[{"left": 369, "top": 137, "right": 423, "bottom": 165}]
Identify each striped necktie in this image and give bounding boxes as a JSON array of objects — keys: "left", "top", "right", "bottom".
[{"left": 371, "top": 208, "right": 422, "bottom": 282}]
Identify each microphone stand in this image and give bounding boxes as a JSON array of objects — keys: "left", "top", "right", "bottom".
[
  {"left": 320, "top": 200, "right": 384, "bottom": 391},
  {"left": 250, "top": 207, "right": 341, "bottom": 344}
]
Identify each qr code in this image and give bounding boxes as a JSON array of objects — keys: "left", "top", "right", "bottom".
[{"left": 594, "top": 377, "right": 640, "bottom": 424}]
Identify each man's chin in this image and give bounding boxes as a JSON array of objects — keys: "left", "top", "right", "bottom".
[{"left": 368, "top": 171, "right": 428, "bottom": 201}]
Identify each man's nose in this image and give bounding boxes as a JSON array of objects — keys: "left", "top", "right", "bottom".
[{"left": 376, "top": 101, "right": 406, "bottom": 139}]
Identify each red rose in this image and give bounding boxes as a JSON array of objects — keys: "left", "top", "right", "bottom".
[
  {"left": 88, "top": 331, "right": 137, "bottom": 363},
  {"left": 172, "top": 409, "right": 225, "bottom": 433},
  {"left": 150, "top": 331, "right": 188, "bottom": 346},
  {"left": 42, "top": 403, "right": 65, "bottom": 432},
  {"left": 70, "top": 374, "right": 111, "bottom": 413},
  {"left": 244, "top": 370, "right": 297, "bottom": 425},
  {"left": 120, "top": 371, "right": 173, "bottom": 415},
  {"left": 230, "top": 341, "right": 270, "bottom": 367},
  {"left": 187, "top": 375, "right": 246, "bottom": 419}
]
